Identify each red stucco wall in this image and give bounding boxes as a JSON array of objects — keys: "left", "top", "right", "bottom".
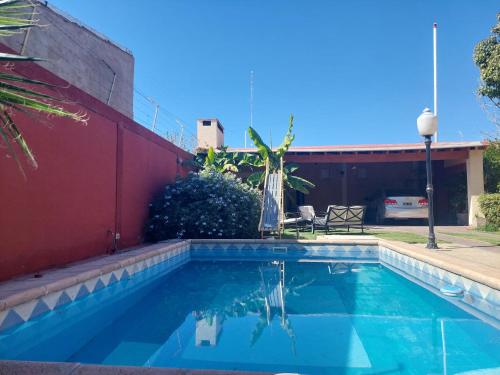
[{"left": 0, "top": 47, "right": 193, "bottom": 281}]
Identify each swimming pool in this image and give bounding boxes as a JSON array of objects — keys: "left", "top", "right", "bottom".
[{"left": 0, "top": 242, "right": 499, "bottom": 374}]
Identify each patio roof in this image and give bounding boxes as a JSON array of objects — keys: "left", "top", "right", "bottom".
[
  {"left": 228, "top": 141, "right": 487, "bottom": 154},
  {"left": 228, "top": 141, "right": 487, "bottom": 163}
]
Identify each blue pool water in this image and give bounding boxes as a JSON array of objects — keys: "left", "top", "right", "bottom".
[{"left": 1, "top": 260, "right": 499, "bottom": 374}]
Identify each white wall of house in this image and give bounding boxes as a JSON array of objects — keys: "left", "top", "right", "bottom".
[{"left": 466, "top": 149, "right": 485, "bottom": 226}]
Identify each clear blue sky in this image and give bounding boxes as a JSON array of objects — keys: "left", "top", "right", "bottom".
[{"left": 49, "top": 0, "right": 498, "bottom": 147}]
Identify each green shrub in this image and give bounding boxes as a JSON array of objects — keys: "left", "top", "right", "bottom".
[
  {"left": 479, "top": 193, "right": 500, "bottom": 229},
  {"left": 146, "top": 170, "right": 261, "bottom": 241},
  {"left": 484, "top": 143, "right": 500, "bottom": 193},
  {"left": 477, "top": 223, "right": 499, "bottom": 232}
]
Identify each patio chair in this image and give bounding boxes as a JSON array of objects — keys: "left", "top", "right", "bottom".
[
  {"left": 282, "top": 212, "right": 304, "bottom": 238},
  {"left": 298, "top": 205, "right": 316, "bottom": 232},
  {"left": 345, "top": 205, "right": 366, "bottom": 233},
  {"left": 313, "top": 205, "right": 348, "bottom": 233},
  {"left": 326, "top": 205, "right": 349, "bottom": 230}
]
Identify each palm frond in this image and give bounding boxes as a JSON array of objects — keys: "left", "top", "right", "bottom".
[
  {"left": 0, "top": 114, "right": 26, "bottom": 179},
  {"left": 286, "top": 175, "right": 316, "bottom": 194},
  {"left": 0, "top": 52, "right": 42, "bottom": 61},
  {"left": 206, "top": 146, "right": 215, "bottom": 166},
  {"left": 276, "top": 114, "right": 295, "bottom": 158},
  {"left": 247, "top": 171, "right": 265, "bottom": 187},
  {"left": 0, "top": 0, "right": 26, "bottom": 5},
  {"left": 0, "top": 72, "right": 60, "bottom": 86},
  {"left": 284, "top": 163, "right": 299, "bottom": 174},
  {"left": 0, "top": 108, "right": 36, "bottom": 172},
  {"left": 244, "top": 115, "right": 315, "bottom": 193},
  {"left": 0, "top": 0, "right": 87, "bottom": 176},
  {"left": 0, "top": 81, "right": 56, "bottom": 100},
  {"left": 239, "top": 153, "right": 264, "bottom": 168},
  {"left": 248, "top": 126, "right": 271, "bottom": 161},
  {"left": 0, "top": 89, "right": 87, "bottom": 122},
  {"left": 0, "top": 0, "right": 37, "bottom": 37}
]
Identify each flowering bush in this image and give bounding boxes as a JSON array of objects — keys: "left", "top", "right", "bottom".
[{"left": 146, "top": 170, "right": 261, "bottom": 241}]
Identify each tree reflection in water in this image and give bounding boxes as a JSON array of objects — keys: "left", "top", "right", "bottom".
[{"left": 193, "top": 261, "right": 363, "bottom": 353}]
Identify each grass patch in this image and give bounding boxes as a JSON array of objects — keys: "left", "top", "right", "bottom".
[
  {"left": 282, "top": 228, "right": 449, "bottom": 245},
  {"left": 282, "top": 227, "right": 370, "bottom": 240},
  {"left": 372, "top": 231, "right": 429, "bottom": 244},
  {"left": 441, "top": 232, "right": 500, "bottom": 245},
  {"left": 282, "top": 228, "right": 317, "bottom": 240},
  {"left": 282, "top": 228, "right": 431, "bottom": 244},
  {"left": 476, "top": 224, "right": 499, "bottom": 233}
]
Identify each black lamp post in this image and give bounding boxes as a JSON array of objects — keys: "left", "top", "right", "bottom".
[{"left": 417, "top": 108, "right": 438, "bottom": 249}]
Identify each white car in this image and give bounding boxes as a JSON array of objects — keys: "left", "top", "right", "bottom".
[{"left": 377, "top": 195, "right": 428, "bottom": 223}]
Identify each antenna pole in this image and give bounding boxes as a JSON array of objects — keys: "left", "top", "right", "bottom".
[
  {"left": 247, "top": 70, "right": 254, "bottom": 148},
  {"left": 250, "top": 70, "right": 254, "bottom": 128},
  {"left": 433, "top": 22, "right": 438, "bottom": 142}
]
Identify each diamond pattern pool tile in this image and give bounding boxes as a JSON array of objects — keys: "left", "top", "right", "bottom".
[
  {"left": 0, "top": 309, "right": 23, "bottom": 331},
  {"left": 0, "top": 243, "right": 191, "bottom": 333},
  {"left": 190, "top": 242, "right": 379, "bottom": 261},
  {"left": 379, "top": 245, "right": 500, "bottom": 320}
]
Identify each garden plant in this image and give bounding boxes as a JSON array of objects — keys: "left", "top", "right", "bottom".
[{"left": 146, "top": 169, "right": 261, "bottom": 240}]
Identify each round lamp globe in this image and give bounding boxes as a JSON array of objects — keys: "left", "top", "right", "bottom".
[{"left": 417, "top": 108, "right": 438, "bottom": 137}]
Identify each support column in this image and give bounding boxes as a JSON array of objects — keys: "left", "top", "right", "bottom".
[{"left": 466, "top": 150, "right": 485, "bottom": 227}]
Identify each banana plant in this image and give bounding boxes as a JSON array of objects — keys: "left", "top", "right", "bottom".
[
  {"left": 242, "top": 114, "right": 315, "bottom": 194},
  {"left": 0, "top": 0, "right": 87, "bottom": 178},
  {"left": 197, "top": 145, "right": 240, "bottom": 173}
]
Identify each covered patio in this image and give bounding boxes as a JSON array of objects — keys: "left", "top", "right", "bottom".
[{"left": 232, "top": 141, "right": 487, "bottom": 226}]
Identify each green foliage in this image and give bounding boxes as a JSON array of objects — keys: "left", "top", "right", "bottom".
[
  {"left": 477, "top": 223, "right": 500, "bottom": 232},
  {"left": 243, "top": 114, "right": 315, "bottom": 194},
  {"left": 479, "top": 193, "right": 500, "bottom": 229},
  {"left": 484, "top": 142, "right": 500, "bottom": 193},
  {"left": 0, "top": 0, "right": 87, "bottom": 178},
  {"left": 145, "top": 170, "right": 261, "bottom": 241},
  {"left": 194, "top": 116, "right": 314, "bottom": 194},
  {"left": 473, "top": 13, "right": 500, "bottom": 108},
  {"left": 195, "top": 146, "right": 240, "bottom": 173}
]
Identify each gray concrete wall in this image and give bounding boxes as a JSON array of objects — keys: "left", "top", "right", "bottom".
[{"left": 0, "top": 1, "right": 134, "bottom": 118}]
